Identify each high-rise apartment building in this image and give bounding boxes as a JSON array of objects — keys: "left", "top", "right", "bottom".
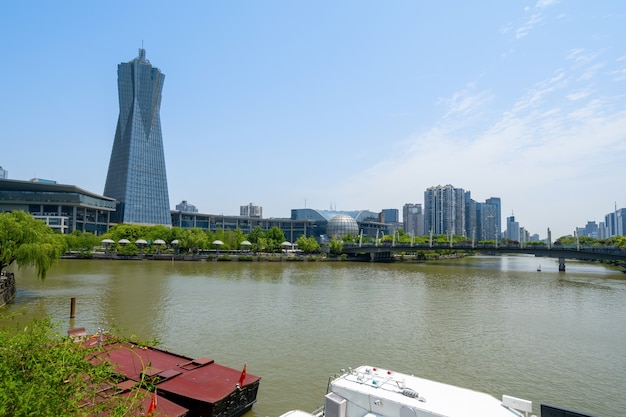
[
  {"left": 464, "top": 191, "right": 476, "bottom": 239},
  {"left": 424, "top": 185, "right": 465, "bottom": 236},
  {"left": 475, "top": 201, "right": 499, "bottom": 241},
  {"left": 485, "top": 197, "right": 501, "bottom": 240},
  {"left": 402, "top": 203, "right": 423, "bottom": 236},
  {"left": 104, "top": 49, "right": 171, "bottom": 225}
]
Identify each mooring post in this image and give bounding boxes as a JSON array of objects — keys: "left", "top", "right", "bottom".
[{"left": 70, "top": 297, "right": 76, "bottom": 318}]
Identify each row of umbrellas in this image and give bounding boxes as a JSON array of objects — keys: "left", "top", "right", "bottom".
[
  {"left": 101, "top": 239, "right": 294, "bottom": 247},
  {"left": 101, "top": 238, "right": 169, "bottom": 245}
]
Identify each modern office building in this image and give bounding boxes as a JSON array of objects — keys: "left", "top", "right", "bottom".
[
  {"left": 0, "top": 179, "right": 116, "bottom": 235},
  {"left": 104, "top": 48, "right": 171, "bottom": 226},
  {"left": 380, "top": 208, "right": 398, "bottom": 223},
  {"left": 171, "top": 207, "right": 392, "bottom": 243},
  {"left": 379, "top": 208, "right": 402, "bottom": 235},
  {"left": 468, "top": 196, "right": 501, "bottom": 241},
  {"left": 577, "top": 221, "right": 599, "bottom": 238},
  {"left": 170, "top": 210, "right": 309, "bottom": 242},
  {"left": 506, "top": 215, "right": 520, "bottom": 241}
]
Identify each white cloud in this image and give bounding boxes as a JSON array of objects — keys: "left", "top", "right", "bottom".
[
  {"left": 566, "top": 48, "right": 585, "bottom": 60},
  {"left": 500, "top": 23, "right": 513, "bottom": 35},
  {"left": 566, "top": 48, "right": 599, "bottom": 66},
  {"left": 577, "top": 63, "right": 605, "bottom": 82},
  {"left": 566, "top": 90, "right": 591, "bottom": 101},
  {"left": 516, "top": 13, "right": 543, "bottom": 39},
  {"left": 536, "top": 0, "right": 559, "bottom": 9},
  {"left": 439, "top": 86, "right": 493, "bottom": 121},
  {"left": 611, "top": 68, "right": 626, "bottom": 81},
  {"left": 322, "top": 61, "right": 626, "bottom": 238},
  {"left": 514, "top": 0, "right": 559, "bottom": 39}
]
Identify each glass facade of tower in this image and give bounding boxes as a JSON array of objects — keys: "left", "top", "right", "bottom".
[{"left": 104, "top": 49, "right": 171, "bottom": 225}]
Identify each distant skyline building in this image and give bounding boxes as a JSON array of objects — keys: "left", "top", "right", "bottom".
[
  {"left": 577, "top": 221, "right": 599, "bottom": 238},
  {"left": 104, "top": 48, "right": 171, "bottom": 225},
  {"left": 422, "top": 187, "right": 501, "bottom": 240},
  {"left": 402, "top": 203, "right": 423, "bottom": 236},
  {"left": 175, "top": 200, "right": 198, "bottom": 213},
  {"left": 0, "top": 167, "right": 7, "bottom": 179},
  {"left": 506, "top": 215, "right": 520, "bottom": 241},
  {"left": 380, "top": 208, "right": 399, "bottom": 223},
  {"left": 475, "top": 201, "right": 499, "bottom": 241},
  {"left": 464, "top": 192, "right": 476, "bottom": 240},
  {"left": 424, "top": 184, "right": 465, "bottom": 236},
  {"left": 605, "top": 207, "right": 626, "bottom": 237},
  {"left": 485, "top": 197, "right": 502, "bottom": 240},
  {"left": 240, "top": 203, "right": 263, "bottom": 218}
]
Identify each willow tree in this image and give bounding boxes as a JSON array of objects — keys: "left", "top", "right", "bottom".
[{"left": 0, "top": 211, "right": 67, "bottom": 280}]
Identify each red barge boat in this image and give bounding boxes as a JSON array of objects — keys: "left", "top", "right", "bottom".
[{"left": 73, "top": 328, "right": 261, "bottom": 417}]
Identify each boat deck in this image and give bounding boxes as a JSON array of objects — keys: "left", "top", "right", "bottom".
[
  {"left": 79, "top": 331, "right": 260, "bottom": 417},
  {"left": 330, "top": 366, "right": 528, "bottom": 417}
]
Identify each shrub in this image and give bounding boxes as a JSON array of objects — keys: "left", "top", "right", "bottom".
[{"left": 0, "top": 317, "right": 145, "bottom": 416}]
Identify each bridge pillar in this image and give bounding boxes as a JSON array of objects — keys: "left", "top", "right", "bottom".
[{"left": 558, "top": 257, "right": 566, "bottom": 272}]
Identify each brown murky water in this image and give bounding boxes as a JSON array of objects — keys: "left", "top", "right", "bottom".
[{"left": 2, "top": 256, "right": 624, "bottom": 416}]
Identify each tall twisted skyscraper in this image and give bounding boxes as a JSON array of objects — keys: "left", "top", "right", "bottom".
[{"left": 104, "top": 49, "right": 171, "bottom": 225}]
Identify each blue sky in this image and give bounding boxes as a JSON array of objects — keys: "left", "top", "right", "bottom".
[{"left": 1, "top": 1, "right": 625, "bottom": 239}]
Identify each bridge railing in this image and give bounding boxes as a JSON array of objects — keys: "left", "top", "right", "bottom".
[{"left": 341, "top": 242, "right": 626, "bottom": 256}]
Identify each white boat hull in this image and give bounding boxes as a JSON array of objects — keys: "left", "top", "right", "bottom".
[{"left": 279, "top": 366, "right": 598, "bottom": 417}]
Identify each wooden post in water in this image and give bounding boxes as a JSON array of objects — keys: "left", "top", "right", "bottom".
[{"left": 70, "top": 297, "right": 76, "bottom": 318}]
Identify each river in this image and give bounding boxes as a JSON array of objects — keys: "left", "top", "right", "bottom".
[{"left": 1, "top": 256, "right": 625, "bottom": 417}]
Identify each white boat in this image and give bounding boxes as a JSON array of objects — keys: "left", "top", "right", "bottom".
[{"left": 280, "top": 366, "right": 596, "bottom": 417}]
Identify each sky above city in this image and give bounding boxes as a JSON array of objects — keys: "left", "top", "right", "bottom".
[{"left": 2, "top": 1, "right": 625, "bottom": 239}]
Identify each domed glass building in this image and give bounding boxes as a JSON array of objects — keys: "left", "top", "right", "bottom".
[{"left": 326, "top": 214, "right": 359, "bottom": 238}]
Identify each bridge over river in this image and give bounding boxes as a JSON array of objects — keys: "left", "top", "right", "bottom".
[{"left": 341, "top": 243, "right": 626, "bottom": 270}]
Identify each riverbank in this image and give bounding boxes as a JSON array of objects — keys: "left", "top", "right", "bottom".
[
  {"left": 60, "top": 251, "right": 466, "bottom": 263},
  {"left": 0, "top": 272, "right": 16, "bottom": 307}
]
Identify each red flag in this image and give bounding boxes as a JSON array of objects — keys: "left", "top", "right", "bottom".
[
  {"left": 147, "top": 388, "right": 157, "bottom": 416},
  {"left": 238, "top": 363, "right": 247, "bottom": 387}
]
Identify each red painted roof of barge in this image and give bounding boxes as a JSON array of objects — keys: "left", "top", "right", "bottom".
[
  {"left": 89, "top": 339, "right": 260, "bottom": 403},
  {"left": 159, "top": 362, "right": 258, "bottom": 402}
]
